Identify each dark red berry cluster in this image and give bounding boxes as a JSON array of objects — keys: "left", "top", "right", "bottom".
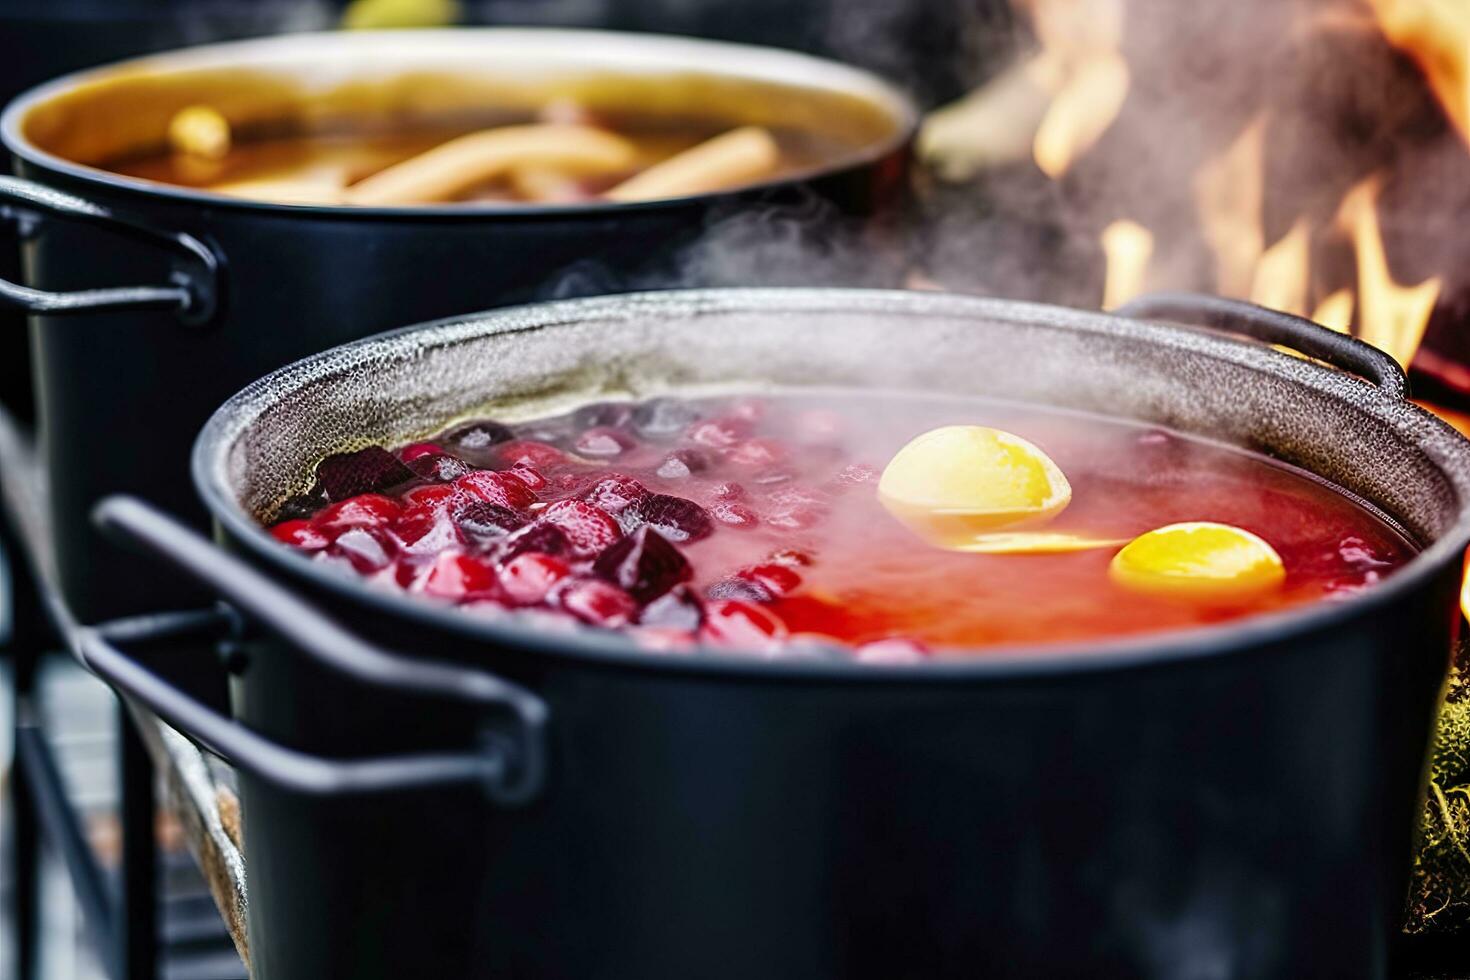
[{"left": 266, "top": 396, "right": 912, "bottom": 660}]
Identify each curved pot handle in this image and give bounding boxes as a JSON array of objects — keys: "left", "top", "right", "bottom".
[
  {"left": 86, "top": 496, "right": 548, "bottom": 806},
  {"left": 1114, "top": 292, "right": 1407, "bottom": 400},
  {"left": 77, "top": 612, "right": 515, "bottom": 799},
  {"left": 0, "top": 176, "right": 219, "bottom": 325}
]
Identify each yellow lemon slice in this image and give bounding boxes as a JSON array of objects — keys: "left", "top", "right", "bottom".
[
  {"left": 1110, "top": 522, "right": 1285, "bottom": 599},
  {"left": 879, "top": 426, "right": 1072, "bottom": 548},
  {"left": 954, "top": 532, "right": 1129, "bottom": 555}
]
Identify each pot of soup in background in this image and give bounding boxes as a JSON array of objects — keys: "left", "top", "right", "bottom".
[
  {"left": 0, "top": 29, "right": 915, "bottom": 622},
  {"left": 0, "top": 0, "right": 338, "bottom": 421},
  {"left": 75, "top": 289, "right": 1470, "bottom": 978}
]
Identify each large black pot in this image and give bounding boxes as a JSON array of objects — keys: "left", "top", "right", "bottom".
[
  {"left": 76, "top": 290, "right": 1470, "bottom": 977},
  {"left": 0, "top": 30, "right": 914, "bottom": 622},
  {"left": 0, "top": 0, "right": 339, "bottom": 422}
]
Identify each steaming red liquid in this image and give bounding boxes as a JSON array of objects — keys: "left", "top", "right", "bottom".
[{"left": 266, "top": 391, "right": 1415, "bottom": 662}]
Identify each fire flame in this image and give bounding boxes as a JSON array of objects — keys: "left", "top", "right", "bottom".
[
  {"left": 1249, "top": 219, "right": 1312, "bottom": 319},
  {"left": 1311, "top": 289, "right": 1355, "bottom": 335},
  {"left": 1367, "top": 0, "right": 1470, "bottom": 147},
  {"left": 1106, "top": 119, "right": 1441, "bottom": 368},
  {"left": 1029, "top": 0, "right": 1131, "bottom": 178},
  {"left": 1338, "top": 177, "right": 1442, "bottom": 367},
  {"left": 1193, "top": 117, "right": 1266, "bottom": 298},
  {"left": 925, "top": 0, "right": 1464, "bottom": 376},
  {"left": 1101, "top": 219, "right": 1153, "bottom": 309}
]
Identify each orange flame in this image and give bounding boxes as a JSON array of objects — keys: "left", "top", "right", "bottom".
[
  {"left": 1249, "top": 219, "right": 1312, "bottom": 318},
  {"left": 1101, "top": 218, "right": 1154, "bottom": 309},
  {"left": 1028, "top": 0, "right": 1131, "bottom": 178},
  {"left": 1311, "top": 289, "right": 1355, "bottom": 334},
  {"left": 1338, "top": 177, "right": 1442, "bottom": 367},
  {"left": 1367, "top": 0, "right": 1470, "bottom": 147},
  {"left": 1194, "top": 117, "right": 1267, "bottom": 297}
]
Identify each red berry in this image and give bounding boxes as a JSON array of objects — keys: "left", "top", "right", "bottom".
[
  {"left": 399, "top": 442, "right": 444, "bottom": 463},
  {"left": 330, "top": 526, "right": 396, "bottom": 574},
  {"left": 454, "top": 500, "right": 528, "bottom": 542},
  {"left": 641, "top": 583, "right": 705, "bottom": 630},
  {"left": 700, "top": 600, "right": 788, "bottom": 648},
  {"left": 509, "top": 464, "right": 547, "bottom": 492},
  {"left": 271, "top": 519, "right": 329, "bottom": 552},
  {"left": 495, "top": 440, "right": 566, "bottom": 471},
  {"left": 455, "top": 470, "right": 536, "bottom": 510},
  {"left": 686, "top": 417, "right": 753, "bottom": 449},
  {"left": 574, "top": 426, "right": 634, "bottom": 457},
  {"left": 583, "top": 474, "right": 651, "bottom": 515},
  {"left": 739, "top": 563, "right": 802, "bottom": 597},
  {"left": 391, "top": 506, "right": 464, "bottom": 555},
  {"left": 656, "top": 449, "right": 709, "bottom": 479},
  {"left": 591, "top": 526, "right": 691, "bottom": 603},
  {"left": 423, "top": 552, "right": 499, "bottom": 602},
  {"left": 711, "top": 502, "right": 759, "bottom": 529},
  {"left": 402, "top": 483, "right": 463, "bottom": 510},
  {"left": 315, "top": 446, "right": 416, "bottom": 501},
  {"left": 499, "top": 552, "right": 571, "bottom": 606},
  {"left": 392, "top": 553, "right": 435, "bottom": 591},
  {"left": 406, "top": 452, "right": 473, "bottom": 483},
  {"left": 768, "top": 548, "right": 813, "bottom": 568},
  {"left": 556, "top": 578, "right": 638, "bottom": 627},
  {"left": 499, "top": 523, "right": 571, "bottom": 560},
  {"left": 620, "top": 494, "right": 712, "bottom": 543},
  {"left": 541, "top": 500, "right": 623, "bottom": 557},
  {"left": 314, "top": 494, "right": 403, "bottom": 533}
]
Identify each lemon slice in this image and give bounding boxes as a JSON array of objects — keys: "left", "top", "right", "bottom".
[
  {"left": 879, "top": 426, "right": 1072, "bottom": 548},
  {"left": 955, "top": 532, "right": 1129, "bottom": 555},
  {"left": 1110, "top": 522, "right": 1285, "bottom": 599}
]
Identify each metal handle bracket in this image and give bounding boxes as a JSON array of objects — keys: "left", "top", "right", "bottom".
[
  {"left": 84, "top": 498, "right": 549, "bottom": 806},
  {"left": 1115, "top": 292, "right": 1408, "bottom": 400},
  {"left": 0, "top": 176, "right": 220, "bottom": 325}
]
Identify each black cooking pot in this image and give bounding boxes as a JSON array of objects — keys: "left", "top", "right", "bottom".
[
  {"left": 0, "top": 30, "right": 914, "bottom": 622},
  {"left": 74, "top": 289, "right": 1470, "bottom": 977},
  {"left": 0, "top": 0, "right": 339, "bottom": 422}
]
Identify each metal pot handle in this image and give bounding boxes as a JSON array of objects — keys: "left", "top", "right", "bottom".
[
  {"left": 77, "top": 613, "right": 518, "bottom": 799},
  {"left": 1114, "top": 292, "right": 1408, "bottom": 400},
  {"left": 0, "top": 176, "right": 219, "bottom": 325},
  {"left": 80, "top": 496, "right": 548, "bottom": 805}
]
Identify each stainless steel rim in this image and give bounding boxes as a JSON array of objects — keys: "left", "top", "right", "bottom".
[
  {"left": 193, "top": 287, "right": 1470, "bottom": 683},
  {"left": 0, "top": 28, "right": 917, "bottom": 218}
]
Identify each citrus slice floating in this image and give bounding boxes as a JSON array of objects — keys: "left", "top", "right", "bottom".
[
  {"left": 1109, "top": 522, "right": 1285, "bottom": 599},
  {"left": 953, "top": 532, "right": 1130, "bottom": 555},
  {"left": 879, "top": 426, "right": 1072, "bottom": 550}
]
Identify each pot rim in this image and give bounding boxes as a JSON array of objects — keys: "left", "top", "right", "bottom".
[
  {"left": 0, "top": 28, "right": 917, "bottom": 219},
  {"left": 194, "top": 287, "right": 1470, "bottom": 684}
]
